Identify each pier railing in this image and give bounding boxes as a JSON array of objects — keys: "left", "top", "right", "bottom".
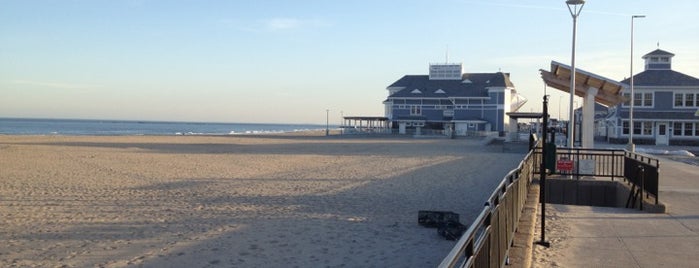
[
  {"left": 439, "top": 143, "right": 661, "bottom": 267},
  {"left": 532, "top": 147, "right": 626, "bottom": 180},
  {"left": 530, "top": 147, "right": 659, "bottom": 204},
  {"left": 438, "top": 142, "right": 537, "bottom": 268}
]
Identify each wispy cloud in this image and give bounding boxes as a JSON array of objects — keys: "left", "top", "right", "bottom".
[
  {"left": 219, "top": 17, "right": 329, "bottom": 33},
  {"left": 265, "top": 18, "right": 303, "bottom": 31},
  {"left": 11, "top": 80, "right": 103, "bottom": 90}
]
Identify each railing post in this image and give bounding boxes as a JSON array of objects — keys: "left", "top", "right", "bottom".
[
  {"left": 536, "top": 95, "right": 551, "bottom": 248},
  {"left": 639, "top": 165, "right": 645, "bottom": 211}
]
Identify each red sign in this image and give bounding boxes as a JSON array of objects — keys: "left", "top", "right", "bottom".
[{"left": 557, "top": 159, "right": 574, "bottom": 171}]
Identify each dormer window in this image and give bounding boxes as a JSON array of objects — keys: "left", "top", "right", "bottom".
[
  {"left": 411, "top": 89, "right": 422, "bottom": 94},
  {"left": 435, "top": 89, "right": 446, "bottom": 94},
  {"left": 462, "top": 79, "right": 472, "bottom": 84}
]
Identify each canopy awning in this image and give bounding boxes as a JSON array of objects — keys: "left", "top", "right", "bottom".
[{"left": 540, "top": 61, "right": 628, "bottom": 107}]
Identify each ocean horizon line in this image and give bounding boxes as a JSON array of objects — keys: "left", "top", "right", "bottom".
[
  {"left": 0, "top": 116, "right": 327, "bottom": 127},
  {"left": 0, "top": 117, "right": 337, "bottom": 136}
]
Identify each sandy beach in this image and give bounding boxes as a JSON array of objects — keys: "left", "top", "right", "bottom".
[{"left": 0, "top": 134, "right": 525, "bottom": 267}]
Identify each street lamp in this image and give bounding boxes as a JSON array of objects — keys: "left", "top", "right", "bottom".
[
  {"left": 566, "top": 0, "right": 585, "bottom": 149},
  {"left": 628, "top": 15, "right": 645, "bottom": 152},
  {"left": 326, "top": 109, "right": 330, "bottom": 136}
]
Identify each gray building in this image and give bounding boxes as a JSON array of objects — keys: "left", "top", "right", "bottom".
[
  {"left": 606, "top": 49, "right": 699, "bottom": 145},
  {"left": 384, "top": 63, "right": 526, "bottom": 136}
]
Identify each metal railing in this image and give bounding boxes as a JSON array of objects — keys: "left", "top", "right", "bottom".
[
  {"left": 624, "top": 151, "right": 660, "bottom": 205},
  {"left": 439, "top": 142, "right": 661, "bottom": 267},
  {"left": 532, "top": 147, "right": 626, "bottom": 179},
  {"left": 438, "top": 142, "right": 537, "bottom": 268},
  {"left": 531, "top": 147, "right": 659, "bottom": 204}
]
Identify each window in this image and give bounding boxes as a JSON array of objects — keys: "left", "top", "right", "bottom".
[
  {"left": 625, "top": 121, "right": 652, "bottom": 136},
  {"left": 644, "top": 93, "right": 653, "bottom": 106},
  {"left": 623, "top": 92, "right": 653, "bottom": 107},
  {"left": 674, "top": 122, "right": 683, "bottom": 136},
  {"left": 410, "top": 105, "right": 421, "bottom": 115},
  {"left": 633, "top": 93, "right": 642, "bottom": 106},
  {"left": 642, "top": 122, "right": 653, "bottom": 135},
  {"left": 675, "top": 94, "right": 684, "bottom": 107},
  {"left": 673, "top": 122, "right": 699, "bottom": 137},
  {"left": 674, "top": 93, "right": 699, "bottom": 108},
  {"left": 687, "top": 94, "right": 695, "bottom": 107}
]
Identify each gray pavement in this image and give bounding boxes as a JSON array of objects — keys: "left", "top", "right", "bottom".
[{"left": 532, "top": 145, "right": 699, "bottom": 267}]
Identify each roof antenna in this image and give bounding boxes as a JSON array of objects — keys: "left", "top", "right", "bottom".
[
  {"left": 445, "top": 45, "right": 449, "bottom": 63},
  {"left": 657, "top": 41, "right": 660, "bottom": 48}
]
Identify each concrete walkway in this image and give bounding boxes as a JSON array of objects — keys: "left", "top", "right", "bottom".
[{"left": 531, "top": 150, "right": 699, "bottom": 267}]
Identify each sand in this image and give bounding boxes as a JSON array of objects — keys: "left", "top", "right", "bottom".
[{"left": 0, "top": 134, "right": 525, "bottom": 267}]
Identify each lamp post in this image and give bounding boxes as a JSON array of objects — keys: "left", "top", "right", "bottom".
[
  {"left": 558, "top": 95, "right": 562, "bottom": 121},
  {"left": 628, "top": 15, "right": 645, "bottom": 152},
  {"left": 566, "top": 0, "right": 585, "bottom": 149},
  {"left": 326, "top": 109, "right": 330, "bottom": 136}
]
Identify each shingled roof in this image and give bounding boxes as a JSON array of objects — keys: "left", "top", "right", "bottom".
[
  {"left": 642, "top": 49, "right": 675, "bottom": 58},
  {"left": 387, "top": 72, "right": 514, "bottom": 98},
  {"left": 621, "top": 70, "right": 699, "bottom": 87}
]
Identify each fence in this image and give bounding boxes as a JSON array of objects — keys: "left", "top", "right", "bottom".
[
  {"left": 532, "top": 147, "right": 626, "bottom": 180},
  {"left": 624, "top": 151, "right": 660, "bottom": 205},
  {"left": 438, "top": 143, "right": 536, "bottom": 268},
  {"left": 532, "top": 147, "right": 659, "bottom": 204},
  {"left": 439, "top": 143, "right": 660, "bottom": 268}
]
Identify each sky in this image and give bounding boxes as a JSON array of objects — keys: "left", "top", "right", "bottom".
[{"left": 2, "top": 0, "right": 698, "bottom": 124}]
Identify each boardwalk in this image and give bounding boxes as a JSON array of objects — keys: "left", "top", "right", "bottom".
[{"left": 532, "top": 148, "right": 699, "bottom": 267}]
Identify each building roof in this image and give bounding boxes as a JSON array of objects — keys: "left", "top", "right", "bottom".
[
  {"left": 621, "top": 70, "right": 699, "bottom": 87},
  {"left": 343, "top": 116, "right": 388, "bottom": 121},
  {"left": 642, "top": 49, "right": 675, "bottom": 58},
  {"left": 387, "top": 72, "right": 513, "bottom": 98}
]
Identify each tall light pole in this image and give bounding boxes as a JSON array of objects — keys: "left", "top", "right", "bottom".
[
  {"left": 558, "top": 95, "right": 562, "bottom": 121},
  {"left": 628, "top": 15, "right": 645, "bottom": 152},
  {"left": 326, "top": 109, "right": 330, "bottom": 136},
  {"left": 566, "top": 0, "right": 585, "bottom": 148}
]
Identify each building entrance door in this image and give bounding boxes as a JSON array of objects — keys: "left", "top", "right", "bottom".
[{"left": 656, "top": 123, "right": 669, "bottom": 145}]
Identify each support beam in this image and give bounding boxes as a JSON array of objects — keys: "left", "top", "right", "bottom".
[{"left": 582, "top": 87, "right": 598, "bottom": 148}]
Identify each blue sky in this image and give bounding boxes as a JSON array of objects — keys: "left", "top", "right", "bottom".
[{"left": 2, "top": 0, "right": 698, "bottom": 124}]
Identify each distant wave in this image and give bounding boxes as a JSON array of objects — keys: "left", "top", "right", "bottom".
[{"left": 0, "top": 118, "right": 332, "bottom": 136}]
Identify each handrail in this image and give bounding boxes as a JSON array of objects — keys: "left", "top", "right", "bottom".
[
  {"left": 438, "top": 206, "right": 491, "bottom": 268},
  {"left": 440, "top": 142, "right": 662, "bottom": 267},
  {"left": 438, "top": 141, "right": 538, "bottom": 268}
]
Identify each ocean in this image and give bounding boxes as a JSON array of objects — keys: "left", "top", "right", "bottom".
[{"left": 0, "top": 118, "right": 331, "bottom": 136}]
